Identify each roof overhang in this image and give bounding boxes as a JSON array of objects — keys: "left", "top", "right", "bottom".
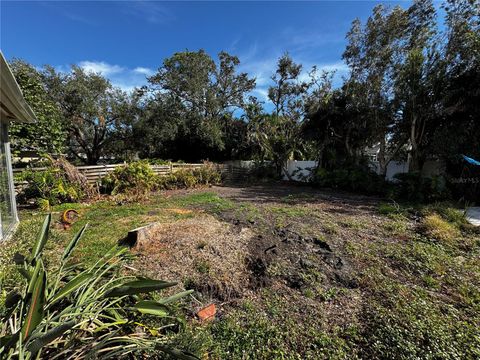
[{"left": 0, "top": 51, "right": 37, "bottom": 123}]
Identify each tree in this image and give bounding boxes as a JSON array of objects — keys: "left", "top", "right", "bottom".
[
  {"left": 145, "top": 50, "right": 255, "bottom": 161},
  {"left": 8, "top": 59, "right": 67, "bottom": 158},
  {"left": 341, "top": 6, "right": 408, "bottom": 176},
  {"left": 393, "top": 0, "right": 440, "bottom": 172},
  {"left": 249, "top": 54, "right": 309, "bottom": 177},
  {"left": 44, "top": 66, "right": 133, "bottom": 165},
  {"left": 433, "top": 0, "right": 480, "bottom": 189}
]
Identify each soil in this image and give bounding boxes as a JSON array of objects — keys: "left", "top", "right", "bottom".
[{"left": 130, "top": 184, "right": 384, "bottom": 316}]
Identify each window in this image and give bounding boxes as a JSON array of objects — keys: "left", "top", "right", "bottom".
[{"left": 0, "top": 122, "right": 17, "bottom": 240}]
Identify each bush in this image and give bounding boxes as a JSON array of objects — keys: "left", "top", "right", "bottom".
[
  {"left": 156, "top": 163, "right": 221, "bottom": 190},
  {"left": 313, "top": 165, "right": 388, "bottom": 195},
  {"left": 101, "top": 160, "right": 157, "bottom": 195},
  {"left": 0, "top": 214, "right": 197, "bottom": 359},
  {"left": 17, "top": 157, "right": 93, "bottom": 208},
  {"left": 393, "top": 173, "right": 450, "bottom": 203}
]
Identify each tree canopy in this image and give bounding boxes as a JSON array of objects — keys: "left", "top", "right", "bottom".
[{"left": 8, "top": 0, "right": 479, "bottom": 190}]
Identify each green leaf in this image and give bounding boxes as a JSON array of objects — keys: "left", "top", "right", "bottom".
[
  {"left": 103, "top": 279, "right": 177, "bottom": 298},
  {"left": 21, "top": 269, "right": 46, "bottom": 339},
  {"left": 158, "top": 290, "right": 193, "bottom": 305},
  {"left": 93, "top": 319, "right": 128, "bottom": 333},
  {"left": 134, "top": 300, "right": 169, "bottom": 317},
  {"left": 31, "top": 214, "right": 51, "bottom": 260},
  {"left": 156, "top": 346, "right": 200, "bottom": 360},
  {"left": 26, "top": 321, "right": 76, "bottom": 355},
  {"left": 26, "top": 260, "right": 43, "bottom": 295},
  {"left": 48, "top": 272, "right": 92, "bottom": 306},
  {"left": 62, "top": 223, "right": 88, "bottom": 262}
]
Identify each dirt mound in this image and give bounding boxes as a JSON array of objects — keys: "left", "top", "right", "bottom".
[
  {"left": 244, "top": 226, "right": 359, "bottom": 292},
  {"left": 132, "top": 215, "right": 254, "bottom": 300}
]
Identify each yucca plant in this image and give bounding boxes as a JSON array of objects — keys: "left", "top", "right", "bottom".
[{"left": 0, "top": 214, "right": 198, "bottom": 359}]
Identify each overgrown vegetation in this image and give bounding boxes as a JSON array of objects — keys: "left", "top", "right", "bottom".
[
  {"left": 101, "top": 161, "right": 221, "bottom": 197},
  {"left": 156, "top": 163, "right": 221, "bottom": 190},
  {"left": 313, "top": 165, "right": 388, "bottom": 195},
  {"left": 16, "top": 157, "right": 95, "bottom": 209},
  {"left": 101, "top": 160, "right": 157, "bottom": 195},
  {"left": 0, "top": 214, "right": 196, "bottom": 359},
  {"left": 2, "top": 186, "right": 479, "bottom": 358}
]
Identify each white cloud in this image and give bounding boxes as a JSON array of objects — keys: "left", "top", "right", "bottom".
[
  {"left": 121, "top": 1, "right": 174, "bottom": 24},
  {"left": 60, "top": 61, "right": 153, "bottom": 92},
  {"left": 133, "top": 67, "right": 154, "bottom": 76},
  {"left": 78, "top": 61, "right": 124, "bottom": 76}
]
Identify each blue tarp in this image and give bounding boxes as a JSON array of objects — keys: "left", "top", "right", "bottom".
[{"left": 462, "top": 155, "right": 480, "bottom": 166}]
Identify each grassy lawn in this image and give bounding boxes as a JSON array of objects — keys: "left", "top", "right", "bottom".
[{"left": 1, "top": 185, "right": 479, "bottom": 359}]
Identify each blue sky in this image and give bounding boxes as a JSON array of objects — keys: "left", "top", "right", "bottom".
[{"left": 1, "top": 1, "right": 412, "bottom": 102}]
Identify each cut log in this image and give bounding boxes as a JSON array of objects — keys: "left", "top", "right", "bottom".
[{"left": 125, "top": 222, "right": 162, "bottom": 249}]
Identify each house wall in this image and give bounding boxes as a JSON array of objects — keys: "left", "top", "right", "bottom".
[{"left": 0, "top": 119, "right": 19, "bottom": 242}]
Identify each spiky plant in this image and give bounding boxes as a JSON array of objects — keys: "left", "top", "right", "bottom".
[{"left": 0, "top": 214, "right": 197, "bottom": 359}]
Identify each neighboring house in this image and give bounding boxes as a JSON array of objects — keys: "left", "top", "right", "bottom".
[
  {"left": 0, "top": 51, "right": 36, "bottom": 241},
  {"left": 365, "top": 144, "right": 444, "bottom": 181}
]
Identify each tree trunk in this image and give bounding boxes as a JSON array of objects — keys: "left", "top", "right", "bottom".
[{"left": 378, "top": 138, "right": 388, "bottom": 178}]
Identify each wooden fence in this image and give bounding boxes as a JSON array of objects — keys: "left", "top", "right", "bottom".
[{"left": 13, "top": 163, "right": 207, "bottom": 185}]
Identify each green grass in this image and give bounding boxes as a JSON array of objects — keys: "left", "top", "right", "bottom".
[
  {"left": 1, "top": 192, "right": 234, "bottom": 273},
  {"left": 1, "top": 190, "right": 479, "bottom": 359},
  {"left": 207, "top": 293, "right": 357, "bottom": 360}
]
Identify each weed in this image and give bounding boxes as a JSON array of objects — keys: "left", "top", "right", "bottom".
[
  {"left": 195, "top": 259, "right": 211, "bottom": 274},
  {"left": 383, "top": 217, "right": 408, "bottom": 235},
  {"left": 323, "top": 221, "right": 339, "bottom": 234},
  {"left": 340, "top": 219, "right": 367, "bottom": 230},
  {"left": 424, "top": 213, "right": 461, "bottom": 243}
]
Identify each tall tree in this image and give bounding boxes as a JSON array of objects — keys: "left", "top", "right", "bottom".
[
  {"left": 44, "top": 66, "right": 132, "bottom": 165},
  {"left": 8, "top": 59, "right": 67, "bottom": 158},
  {"left": 342, "top": 6, "right": 407, "bottom": 175},
  {"left": 433, "top": 0, "right": 480, "bottom": 185},
  {"left": 146, "top": 50, "right": 255, "bottom": 161},
  {"left": 394, "top": 0, "right": 440, "bottom": 172},
  {"left": 250, "top": 54, "right": 309, "bottom": 176}
]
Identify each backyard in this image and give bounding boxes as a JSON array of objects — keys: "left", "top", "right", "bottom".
[{"left": 2, "top": 183, "right": 479, "bottom": 359}]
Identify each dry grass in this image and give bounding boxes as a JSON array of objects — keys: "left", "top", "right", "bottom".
[
  {"left": 423, "top": 213, "right": 461, "bottom": 243},
  {"left": 131, "top": 214, "right": 254, "bottom": 300}
]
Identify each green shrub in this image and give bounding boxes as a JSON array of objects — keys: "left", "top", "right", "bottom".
[
  {"left": 313, "top": 165, "right": 388, "bottom": 195},
  {"left": 393, "top": 173, "right": 450, "bottom": 203},
  {"left": 101, "top": 161, "right": 157, "bottom": 195},
  {"left": 0, "top": 214, "right": 197, "bottom": 359},
  {"left": 17, "top": 157, "right": 92, "bottom": 208},
  {"left": 102, "top": 162, "right": 221, "bottom": 195},
  {"left": 156, "top": 163, "right": 221, "bottom": 190}
]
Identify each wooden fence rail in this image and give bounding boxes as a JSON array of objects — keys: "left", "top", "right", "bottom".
[{"left": 13, "top": 163, "right": 208, "bottom": 185}]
